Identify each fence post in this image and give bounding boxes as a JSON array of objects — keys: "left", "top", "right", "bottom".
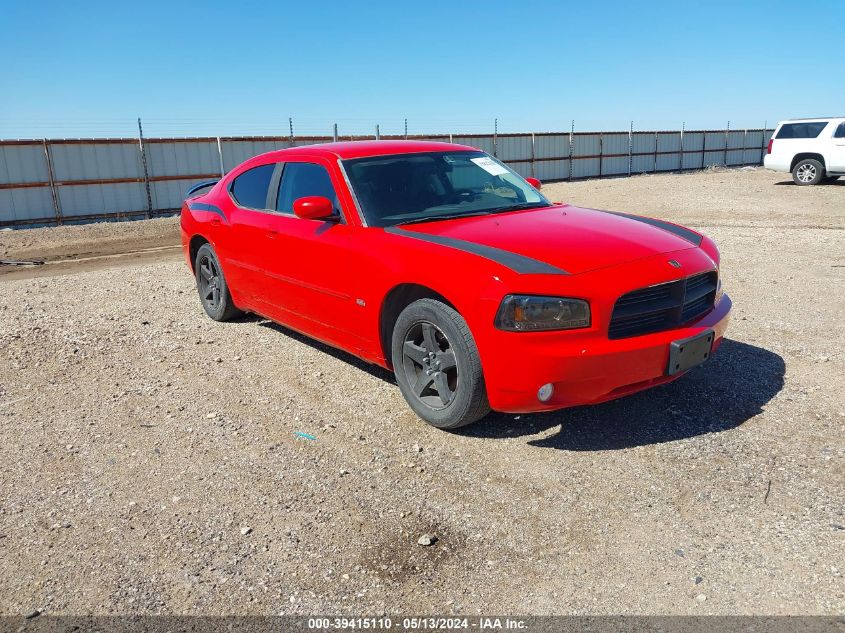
[
  {"left": 598, "top": 132, "right": 604, "bottom": 179},
  {"left": 761, "top": 120, "right": 767, "bottom": 165},
  {"left": 678, "top": 122, "right": 684, "bottom": 173},
  {"left": 375, "top": 124, "right": 380, "bottom": 141},
  {"left": 742, "top": 128, "right": 748, "bottom": 166},
  {"left": 449, "top": 133, "right": 453, "bottom": 143},
  {"left": 530, "top": 132, "right": 536, "bottom": 178},
  {"left": 404, "top": 118, "right": 408, "bottom": 140},
  {"left": 653, "top": 131, "right": 658, "bottom": 173},
  {"left": 289, "top": 117, "right": 294, "bottom": 146},
  {"left": 723, "top": 121, "right": 730, "bottom": 166},
  {"left": 568, "top": 120, "right": 574, "bottom": 182},
  {"left": 493, "top": 118, "right": 498, "bottom": 157},
  {"left": 42, "top": 139, "right": 63, "bottom": 225},
  {"left": 137, "top": 117, "right": 153, "bottom": 219},
  {"left": 216, "top": 137, "right": 225, "bottom": 176},
  {"left": 333, "top": 123, "right": 338, "bottom": 143},
  {"left": 628, "top": 120, "right": 633, "bottom": 176}
]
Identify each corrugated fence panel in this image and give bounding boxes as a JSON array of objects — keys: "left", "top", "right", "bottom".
[
  {"left": 0, "top": 128, "right": 776, "bottom": 227},
  {"left": 535, "top": 159, "right": 569, "bottom": 181},
  {"left": 682, "top": 132, "right": 704, "bottom": 170},
  {"left": 152, "top": 178, "right": 200, "bottom": 211},
  {"left": 573, "top": 134, "right": 600, "bottom": 157},
  {"left": 58, "top": 182, "right": 148, "bottom": 217},
  {"left": 631, "top": 133, "right": 657, "bottom": 174},
  {"left": 50, "top": 142, "right": 142, "bottom": 181},
  {"left": 534, "top": 135, "right": 569, "bottom": 159},
  {"left": 601, "top": 133, "right": 630, "bottom": 176},
  {"left": 0, "top": 143, "right": 49, "bottom": 184},
  {"left": 632, "top": 133, "right": 656, "bottom": 154},
  {"left": 496, "top": 136, "right": 532, "bottom": 162},
  {"left": 147, "top": 141, "right": 220, "bottom": 177},
  {"left": 0, "top": 187, "right": 55, "bottom": 222}
]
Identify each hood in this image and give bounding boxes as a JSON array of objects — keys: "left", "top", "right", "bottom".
[{"left": 397, "top": 205, "right": 701, "bottom": 275}]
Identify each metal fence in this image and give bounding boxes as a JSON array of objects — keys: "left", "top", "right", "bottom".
[{"left": 0, "top": 126, "right": 774, "bottom": 228}]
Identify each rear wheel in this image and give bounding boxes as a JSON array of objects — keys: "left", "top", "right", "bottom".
[
  {"left": 391, "top": 298, "right": 490, "bottom": 429},
  {"left": 792, "top": 159, "right": 824, "bottom": 185},
  {"left": 195, "top": 244, "right": 242, "bottom": 321}
]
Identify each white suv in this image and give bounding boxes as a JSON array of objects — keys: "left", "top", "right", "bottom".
[{"left": 764, "top": 117, "right": 845, "bottom": 185}]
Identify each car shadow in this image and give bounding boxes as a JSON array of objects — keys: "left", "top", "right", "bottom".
[
  {"left": 775, "top": 179, "right": 843, "bottom": 186},
  {"left": 250, "top": 316, "right": 396, "bottom": 384},
  {"left": 458, "top": 339, "right": 785, "bottom": 451}
]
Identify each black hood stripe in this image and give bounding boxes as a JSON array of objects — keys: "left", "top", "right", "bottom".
[
  {"left": 599, "top": 210, "right": 702, "bottom": 246},
  {"left": 188, "top": 202, "right": 228, "bottom": 223},
  {"left": 385, "top": 226, "right": 568, "bottom": 275}
]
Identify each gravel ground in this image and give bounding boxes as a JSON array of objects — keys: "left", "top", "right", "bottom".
[{"left": 0, "top": 168, "right": 843, "bottom": 616}]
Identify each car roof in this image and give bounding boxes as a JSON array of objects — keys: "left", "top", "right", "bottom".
[
  {"left": 778, "top": 117, "right": 844, "bottom": 123},
  {"left": 260, "top": 140, "right": 479, "bottom": 161}
]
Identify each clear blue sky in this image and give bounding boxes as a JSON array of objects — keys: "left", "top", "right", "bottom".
[{"left": 1, "top": 0, "right": 842, "bottom": 139}]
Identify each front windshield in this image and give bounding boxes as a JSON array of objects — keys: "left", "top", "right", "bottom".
[{"left": 342, "top": 151, "right": 550, "bottom": 227}]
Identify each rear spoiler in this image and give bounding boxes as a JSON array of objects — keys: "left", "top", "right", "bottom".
[{"left": 185, "top": 180, "right": 219, "bottom": 199}]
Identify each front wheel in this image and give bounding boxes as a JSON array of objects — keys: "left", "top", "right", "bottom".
[
  {"left": 391, "top": 298, "right": 490, "bottom": 429},
  {"left": 792, "top": 159, "right": 824, "bottom": 185}
]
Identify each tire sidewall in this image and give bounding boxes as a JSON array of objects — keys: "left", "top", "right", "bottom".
[
  {"left": 195, "top": 244, "right": 232, "bottom": 321},
  {"left": 792, "top": 159, "right": 824, "bottom": 186},
  {"left": 391, "top": 300, "right": 483, "bottom": 429}
]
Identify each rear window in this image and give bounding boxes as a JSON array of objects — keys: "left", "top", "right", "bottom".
[
  {"left": 775, "top": 122, "right": 828, "bottom": 139},
  {"left": 230, "top": 164, "right": 275, "bottom": 209},
  {"left": 835, "top": 122, "right": 845, "bottom": 139}
]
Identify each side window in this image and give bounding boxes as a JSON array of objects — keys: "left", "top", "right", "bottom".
[
  {"left": 230, "top": 164, "right": 275, "bottom": 209},
  {"left": 775, "top": 122, "right": 828, "bottom": 139},
  {"left": 276, "top": 162, "right": 339, "bottom": 215},
  {"left": 835, "top": 123, "right": 845, "bottom": 139}
]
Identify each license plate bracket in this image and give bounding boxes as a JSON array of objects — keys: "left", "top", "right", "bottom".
[{"left": 667, "top": 329, "right": 714, "bottom": 376}]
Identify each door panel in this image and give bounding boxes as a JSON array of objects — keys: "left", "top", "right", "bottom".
[
  {"left": 216, "top": 162, "right": 280, "bottom": 304},
  {"left": 253, "top": 160, "right": 372, "bottom": 350},
  {"left": 831, "top": 122, "right": 845, "bottom": 171}
]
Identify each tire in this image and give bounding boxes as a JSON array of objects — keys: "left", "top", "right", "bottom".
[
  {"left": 194, "top": 243, "right": 242, "bottom": 321},
  {"left": 792, "top": 159, "right": 824, "bottom": 185},
  {"left": 391, "top": 298, "right": 491, "bottom": 429}
]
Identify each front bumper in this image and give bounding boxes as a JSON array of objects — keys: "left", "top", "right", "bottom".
[{"left": 482, "top": 293, "right": 732, "bottom": 413}]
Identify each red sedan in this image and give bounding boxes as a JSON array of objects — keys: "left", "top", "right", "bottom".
[{"left": 181, "top": 141, "right": 731, "bottom": 429}]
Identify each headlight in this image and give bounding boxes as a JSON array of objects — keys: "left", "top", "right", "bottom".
[{"left": 495, "top": 295, "right": 590, "bottom": 331}]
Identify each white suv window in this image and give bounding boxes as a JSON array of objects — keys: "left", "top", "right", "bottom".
[
  {"left": 835, "top": 122, "right": 845, "bottom": 139},
  {"left": 775, "top": 122, "right": 829, "bottom": 139}
]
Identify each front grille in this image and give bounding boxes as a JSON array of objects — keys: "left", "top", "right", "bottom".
[{"left": 608, "top": 271, "right": 718, "bottom": 339}]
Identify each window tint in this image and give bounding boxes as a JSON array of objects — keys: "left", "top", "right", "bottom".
[
  {"left": 835, "top": 122, "right": 845, "bottom": 139},
  {"left": 276, "top": 162, "right": 339, "bottom": 214},
  {"left": 230, "top": 164, "right": 275, "bottom": 209},
  {"left": 775, "top": 122, "right": 828, "bottom": 139}
]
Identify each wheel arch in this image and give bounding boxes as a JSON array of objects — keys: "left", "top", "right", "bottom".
[
  {"left": 379, "top": 283, "right": 458, "bottom": 368},
  {"left": 791, "top": 153, "right": 826, "bottom": 171},
  {"left": 188, "top": 234, "right": 210, "bottom": 272}
]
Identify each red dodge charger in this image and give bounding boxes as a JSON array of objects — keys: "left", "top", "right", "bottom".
[{"left": 181, "top": 141, "right": 731, "bottom": 429}]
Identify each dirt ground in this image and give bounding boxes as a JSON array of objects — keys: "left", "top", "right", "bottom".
[{"left": 0, "top": 168, "right": 843, "bottom": 616}]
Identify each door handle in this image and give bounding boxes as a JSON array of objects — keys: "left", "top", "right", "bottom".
[
  {"left": 266, "top": 230, "right": 278, "bottom": 239},
  {"left": 210, "top": 219, "right": 221, "bottom": 227}
]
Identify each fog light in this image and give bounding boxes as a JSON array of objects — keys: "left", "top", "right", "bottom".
[{"left": 537, "top": 383, "right": 554, "bottom": 402}]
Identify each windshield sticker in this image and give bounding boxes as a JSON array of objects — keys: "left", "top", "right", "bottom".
[{"left": 471, "top": 156, "right": 509, "bottom": 176}]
